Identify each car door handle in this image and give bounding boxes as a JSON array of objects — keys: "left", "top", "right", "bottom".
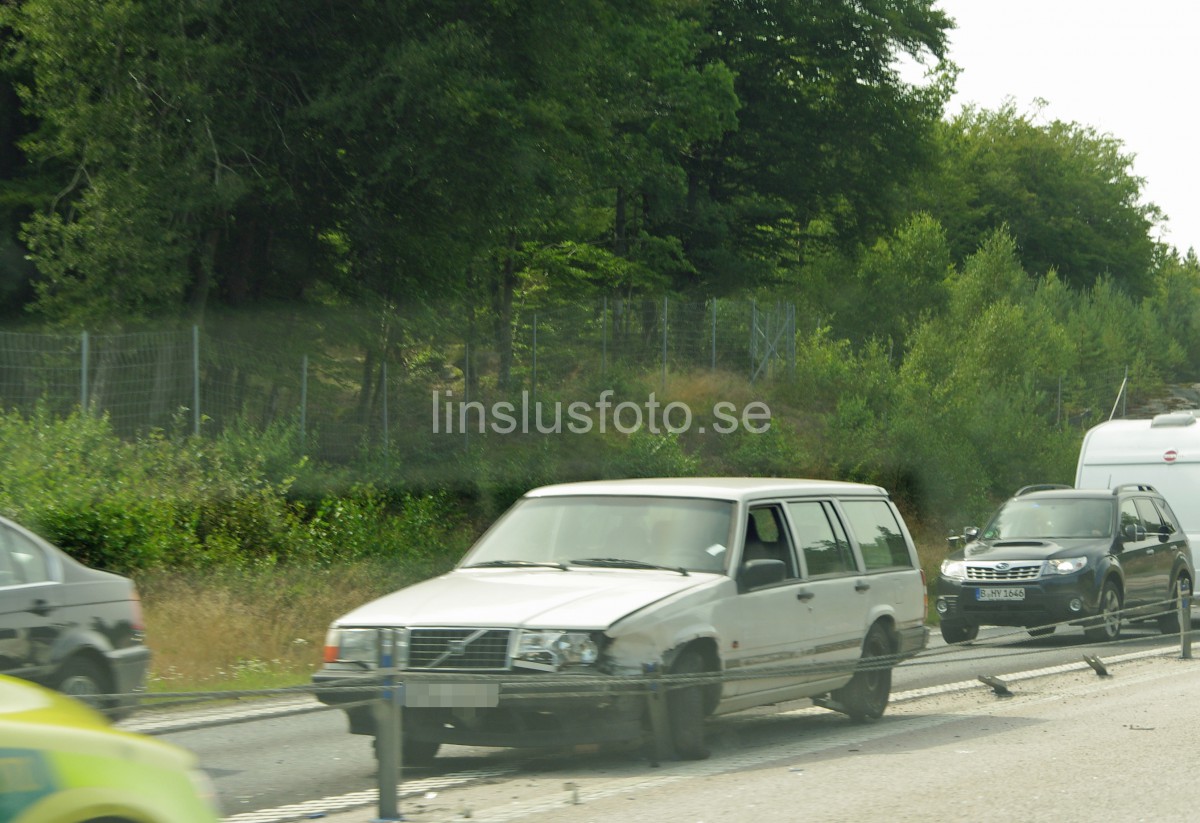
[
  {"left": 30, "top": 599, "right": 53, "bottom": 617},
  {"left": 796, "top": 589, "right": 815, "bottom": 602},
  {"left": 855, "top": 580, "right": 871, "bottom": 593}
]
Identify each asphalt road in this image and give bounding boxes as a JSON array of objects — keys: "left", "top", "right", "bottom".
[{"left": 131, "top": 623, "right": 1190, "bottom": 821}]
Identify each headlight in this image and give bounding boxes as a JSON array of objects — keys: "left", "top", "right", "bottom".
[
  {"left": 1047, "top": 557, "right": 1088, "bottom": 574},
  {"left": 513, "top": 630, "right": 601, "bottom": 671},
  {"left": 940, "top": 559, "right": 966, "bottom": 580},
  {"left": 323, "top": 627, "right": 387, "bottom": 667}
]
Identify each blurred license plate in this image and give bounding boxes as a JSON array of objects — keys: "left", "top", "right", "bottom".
[
  {"left": 976, "top": 587, "right": 1025, "bottom": 601},
  {"left": 403, "top": 682, "right": 499, "bottom": 708}
]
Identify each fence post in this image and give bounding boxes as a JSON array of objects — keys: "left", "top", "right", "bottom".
[
  {"left": 192, "top": 325, "right": 201, "bottom": 436},
  {"left": 300, "top": 355, "right": 308, "bottom": 451},
  {"left": 711, "top": 298, "right": 717, "bottom": 371},
  {"left": 532, "top": 312, "right": 538, "bottom": 405},
  {"left": 381, "top": 360, "right": 389, "bottom": 471},
  {"left": 374, "top": 628, "right": 403, "bottom": 821},
  {"left": 661, "top": 296, "right": 668, "bottom": 394},
  {"left": 80, "top": 331, "right": 89, "bottom": 412},
  {"left": 602, "top": 296, "right": 607, "bottom": 376}
]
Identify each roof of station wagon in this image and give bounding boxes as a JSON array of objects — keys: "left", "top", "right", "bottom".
[{"left": 525, "top": 477, "right": 890, "bottom": 502}]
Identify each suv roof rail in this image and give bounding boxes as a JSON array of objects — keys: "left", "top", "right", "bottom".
[
  {"left": 1014, "top": 483, "right": 1072, "bottom": 496},
  {"left": 1111, "top": 483, "right": 1159, "bottom": 495}
]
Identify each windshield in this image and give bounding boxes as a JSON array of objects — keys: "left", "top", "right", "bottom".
[
  {"left": 461, "top": 495, "right": 736, "bottom": 573},
  {"left": 982, "top": 498, "right": 1114, "bottom": 540}
]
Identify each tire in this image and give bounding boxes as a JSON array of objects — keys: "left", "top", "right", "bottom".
[
  {"left": 1027, "top": 625, "right": 1056, "bottom": 637},
  {"left": 373, "top": 731, "right": 441, "bottom": 768},
  {"left": 832, "top": 624, "right": 893, "bottom": 722},
  {"left": 939, "top": 620, "right": 978, "bottom": 644},
  {"left": 1084, "top": 581, "right": 1122, "bottom": 643},
  {"left": 1158, "top": 576, "right": 1188, "bottom": 635},
  {"left": 667, "top": 649, "right": 711, "bottom": 760},
  {"left": 52, "top": 656, "right": 109, "bottom": 708}
]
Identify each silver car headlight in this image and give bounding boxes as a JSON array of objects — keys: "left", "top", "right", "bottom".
[
  {"left": 940, "top": 559, "right": 967, "bottom": 580},
  {"left": 324, "top": 627, "right": 389, "bottom": 667},
  {"left": 513, "top": 630, "right": 601, "bottom": 671},
  {"left": 1046, "top": 557, "right": 1088, "bottom": 574}
]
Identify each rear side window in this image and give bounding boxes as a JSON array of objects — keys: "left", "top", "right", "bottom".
[
  {"left": 787, "top": 501, "right": 857, "bottom": 576},
  {"left": 840, "top": 500, "right": 912, "bottom": 570},
  {"left": 0, "top": 525, "right": 50, "bottom": 585},
  {"left": 1135, "top": 497, "right": 1171, "bottom": 538}
]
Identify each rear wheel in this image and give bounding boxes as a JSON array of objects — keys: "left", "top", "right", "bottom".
[
  {"left": 832, "top": 624, "right": 893, "bottom": 721},
  {"left": 1084, "top": 581, "right": 1122, "bottom": 642},
  {"left": 53, "top": 657, "right": 109, "bottom": 708},
  {"left": 667, "top": 649, "right": 711, "bottom": 760},
  {"left": 939, "top": 620, "right": 978, "bottom": 644},
  {"left": 1158, "top": 577, "right": 1189, "bottom": 635}
]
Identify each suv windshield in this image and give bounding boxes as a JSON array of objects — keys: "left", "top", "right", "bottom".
[
  {"left": 982, "top": 498, "right": 1114, "bottom": 540},
  {"left": 462, "top": 496, "right": 735, "bottom": 573}
]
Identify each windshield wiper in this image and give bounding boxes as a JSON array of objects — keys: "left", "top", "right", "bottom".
[
  {"left": 464, "top": 559, "right": 569, "bottom": 571},
  {"left": 570, "top": 557, "right": 689, "bottom": 576}
]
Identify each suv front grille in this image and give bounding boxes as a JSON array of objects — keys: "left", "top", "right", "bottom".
[
  {"left": 407, "top": 628, "right": 513, "bottom": 671},
  {"left": 965, "top": 562, "right": 1042, "bottom": 581}
]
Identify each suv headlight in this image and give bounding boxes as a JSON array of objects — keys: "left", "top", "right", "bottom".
[
  {"left": 940, "top": 559, "right": 967, "bottom": 580},
  {"left": 323, "top": 627, "right": 389, "bottom": 667},
  {"left": 1046, "top": 557, "right": 1088, "bottom": 575},
  {"left": 513, "top": 630, "right": 601, "bottom": 671}
]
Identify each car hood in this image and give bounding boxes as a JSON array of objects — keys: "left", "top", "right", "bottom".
[
  {"left": 954, "top": 537, "right": 1109, "bottom": 562},
  {"left": 334, "top": 568, "right": 719, "bottom": 630}
]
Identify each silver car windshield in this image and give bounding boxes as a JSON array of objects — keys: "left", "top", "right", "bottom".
[
  {"left": 462, "top": 496, "right": 736, "bottom": 573},
  {"left": 983, "top": 499, "right": 1114, "bottom": 540}
]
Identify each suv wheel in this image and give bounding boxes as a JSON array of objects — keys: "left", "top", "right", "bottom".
[
  {"left": 1084, "top": 581, "right": 1122, "bottom": 642},
  {"left": 832, "top": 624, "right": 893, "bottom": 721},
  {"left": 939, "top": 620, "right": 978, "bottom": 644},
  {"left": 1158, "top": 576, "right": 1188, "bottom": 635}
]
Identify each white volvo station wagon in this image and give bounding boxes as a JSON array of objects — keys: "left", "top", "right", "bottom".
[{"left": 315, "top": 478, "right": 929, "bottom": 762}]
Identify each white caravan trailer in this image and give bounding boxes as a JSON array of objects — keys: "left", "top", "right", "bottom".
[{"left": 1076, "top": 411, "right": 1200, "bottom": 548}]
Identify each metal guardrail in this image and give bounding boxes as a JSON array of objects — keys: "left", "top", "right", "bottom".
[{"left": 89, "top": 587, "right": 1194, "bottom": 822}]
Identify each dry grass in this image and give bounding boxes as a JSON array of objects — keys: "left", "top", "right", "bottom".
[{"left": 135, "top": 562, "right": 429, "bottom": 692}]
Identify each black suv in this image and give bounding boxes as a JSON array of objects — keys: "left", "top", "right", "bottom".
[{"left": 936, "top": 484, "right": 1193, "bottom": 643}]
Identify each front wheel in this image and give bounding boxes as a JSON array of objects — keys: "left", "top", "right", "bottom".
[
  {"left": 373, "top": 732, "right": 441, "bottom": 768},
  {"left": 1084, "top": 581, "right": 1122, "bottom": 642},
  {"left": 667, "top": 649, "right": 711, "bottom": 760},
  {"left": 832, "top": 624, "right": 893, "bottom": 722},
  {"left": 939, "top": 620, "right": 978, "bottom": 644}
]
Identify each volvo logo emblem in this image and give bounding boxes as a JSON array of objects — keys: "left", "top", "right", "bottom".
[
  {"left": 447, "top": 639, "right": 468, "bottom": 656},
  {"left": 995, "top": 562, "right": 1011, "bottom": 571}
]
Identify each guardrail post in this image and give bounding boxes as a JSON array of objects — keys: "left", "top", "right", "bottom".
[
  {"left": 643, "top": 664, "right": 672, "bottom": 766},
  {"left": 374, "top": 629, "right": 403, "bottom": 821},
  {"left": 1180, "top": 580, "right": 1192, "bottom": 660}
]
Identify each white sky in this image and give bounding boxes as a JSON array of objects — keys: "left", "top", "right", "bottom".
[{"left": 927, "top": 0, "right": 1200, "bottom": 256}]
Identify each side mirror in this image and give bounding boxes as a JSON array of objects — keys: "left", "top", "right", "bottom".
[
  {"left": 740, "top": 558, "right": 786, "bottom": 591},
  {"left": 947, "top": 535, "right": 962, "bottom": 551},
  {"left": 1123, "top": 523, "right": 1147, "bottom": 542},
  {"left": 963, "top": 526, "right": 980, "bottom": 541}
]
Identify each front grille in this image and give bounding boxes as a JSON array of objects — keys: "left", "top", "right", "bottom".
[
  {"left": 408, "top": 628, "right": 513, "bottom": 671},
  {"left": 965, "top": 563, "right": 1042, "bottom": 581}
]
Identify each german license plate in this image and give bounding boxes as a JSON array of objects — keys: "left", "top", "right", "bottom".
[{"left": 976, "top": 587, "right": 1025, "bottom": 602}]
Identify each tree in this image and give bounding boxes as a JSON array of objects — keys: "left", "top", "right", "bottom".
[
  {"left": 910, "top": 101, "right": 1163, "bottom": 297},
  {"left": 661, "top": 0, "right": 952, "bottom": 295}
]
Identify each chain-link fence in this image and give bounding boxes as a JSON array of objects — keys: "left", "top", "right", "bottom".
[{"left": 0, "top": 298, "right": 1169, "bottom": 469}]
